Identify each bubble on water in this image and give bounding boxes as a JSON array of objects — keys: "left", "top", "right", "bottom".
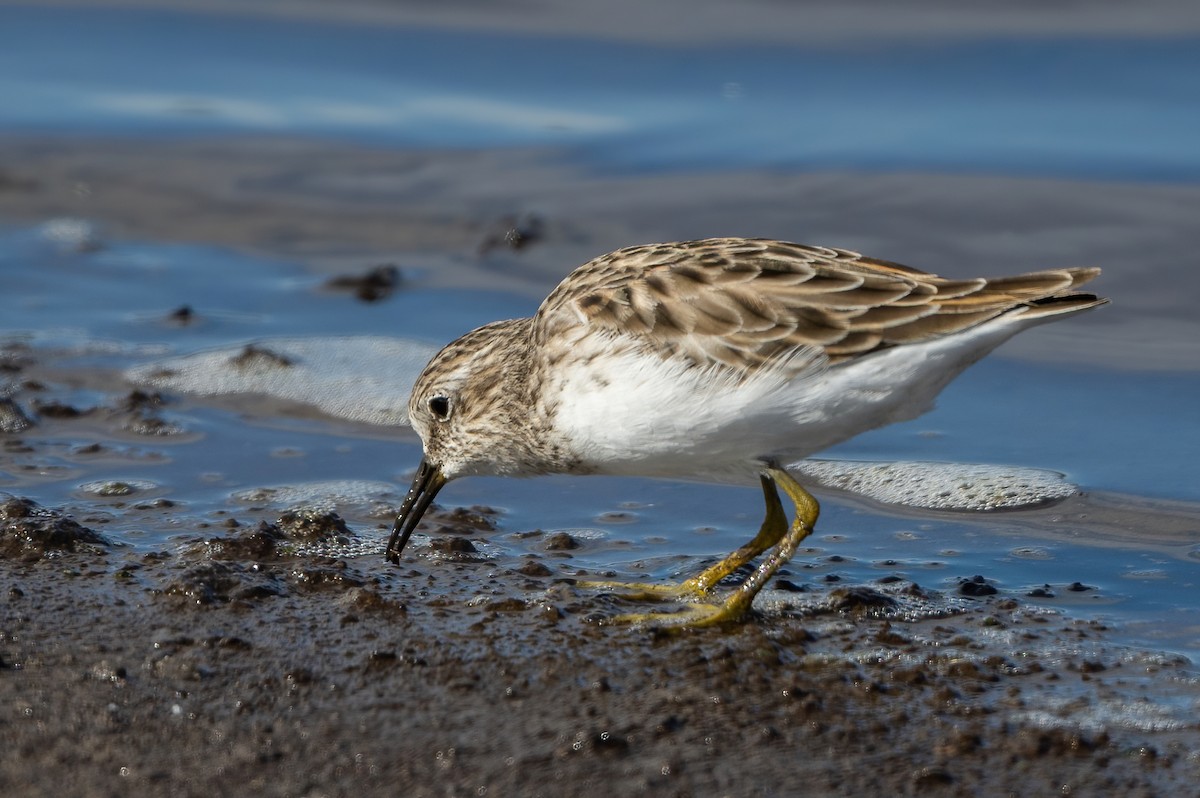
[
  {"left": 127, "top": 336, "right": 439, "bottom": 427},
  {"left": 79, "top": 479, "right": 159, "bottom": 497},
  {"left": 794, "top": 459, "right": 1076, "bottom": 511},
  {"left": 1015, "top": 698, "right": 1191, "bottom": 733},
  {"left": 38, "top": 217, "right": 102, "bottom": 252},
  {"left": 230, "top": 479, "right": 400, "bottom": 520},
  {"left": 1010, "top": 546, "right": 1054, "bottom": 560},
  {"left": 1122, "top": 569, "right": 1169, "bottom": 580}
]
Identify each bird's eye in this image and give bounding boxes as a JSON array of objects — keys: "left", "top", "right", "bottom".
[{"left": 428, "top": 395, "right": 452, "bottom": 420}]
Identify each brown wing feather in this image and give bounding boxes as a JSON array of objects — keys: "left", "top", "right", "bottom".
[{"left": 534, "top": 238, "right": 1105, "bottom": 370}]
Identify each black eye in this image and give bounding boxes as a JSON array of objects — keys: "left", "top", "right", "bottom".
[{"left": 428, "top": 395, "right": 452, "bottom": 420}]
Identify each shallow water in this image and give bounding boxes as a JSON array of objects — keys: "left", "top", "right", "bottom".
[{"left": 2, "top": 2, "right": 1199, "bottom": 665}]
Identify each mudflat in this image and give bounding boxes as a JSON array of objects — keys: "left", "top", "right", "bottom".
[{"left": 3, "top": 496, "right": 1197, "bottom": 797}]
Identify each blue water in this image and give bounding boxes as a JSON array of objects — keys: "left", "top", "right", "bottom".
[
  {"left": 3, "top": 6, "right": 1199, "bottom": 181},
  {"left": 830, "top": 359, "right": 1200, "bottom": 504},
  {"left": 0, "top": 226, "right": 534, "bottom": 354}
]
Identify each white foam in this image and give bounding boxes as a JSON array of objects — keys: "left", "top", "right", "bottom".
[
  {"left": 793, "top": 459, "right": 1076, "bottom": 511},
  {"left": 127, "top": 336, "right": 438, "bottom": 426},
  {"left": 230, "top": 479, "right": 400, "bottom": 516},
  {"left": 38, "top": 217, "right": 101, "bottom": 251}
]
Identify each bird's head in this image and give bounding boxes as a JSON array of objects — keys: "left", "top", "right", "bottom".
[{"left": 385, "top": 319, "right": 540, "bottom": 562}]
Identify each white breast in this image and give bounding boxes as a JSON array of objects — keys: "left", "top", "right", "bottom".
[{"left": 546, "top": 314, "right": 1039, "bottom": 482}]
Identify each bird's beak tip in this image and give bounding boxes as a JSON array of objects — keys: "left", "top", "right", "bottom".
[{"left": 384, "top": 459, "right": 448, "bottom": 564}]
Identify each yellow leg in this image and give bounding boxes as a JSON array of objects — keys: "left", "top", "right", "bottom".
[
  {"left": 593, "top": 465, "right": 821, "bottom": 628},
  {"left": 578, "top": 474, "right": 788, "bottom": 600},
  {"left": 689, "top": 472, "right": 791, "bottom": 592}
]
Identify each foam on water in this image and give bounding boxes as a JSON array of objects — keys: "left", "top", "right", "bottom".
[
  {"left": 128, "top": 337, "right": 439, "bottom": 426},
  {"left": 795, "top": 459, "right": 1077, "bottom": 511}
]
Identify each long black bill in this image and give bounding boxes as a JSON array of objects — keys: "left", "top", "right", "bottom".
[{"left": 385, "top": 458, "right": 447, "bottom": 564}]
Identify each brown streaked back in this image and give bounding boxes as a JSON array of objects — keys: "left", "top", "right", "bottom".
[{"left": 534, "top": 238, "right": 1106, "bottom": 370}]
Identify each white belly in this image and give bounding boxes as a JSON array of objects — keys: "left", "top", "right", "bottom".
[{"left": 547, "top": 316, "right": 1033, "bottom": 482}]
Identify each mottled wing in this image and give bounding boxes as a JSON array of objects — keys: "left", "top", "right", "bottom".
[{"left": 534, "top": 238, "right": 1103, "bottom": 373}]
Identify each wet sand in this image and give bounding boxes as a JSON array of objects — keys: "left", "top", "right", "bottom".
[{"left": 4, "top": 497, "right": 1198, "bottom": 797}]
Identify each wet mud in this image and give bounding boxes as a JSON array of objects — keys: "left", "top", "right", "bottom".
[{"left": 3, "top": 494, "right": 1198, "bottom": 797}]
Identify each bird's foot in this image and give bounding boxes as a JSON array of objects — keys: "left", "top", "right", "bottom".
[
  {"left": 576, "top": 575, "right": 756, "bottom": 629},
  {"left": 599, "top": 590, "right": 754, "bottom": 630},
  {"left": 574, "top": 574, "right": 710, "bottom": 603},
  {"left": 576, "top": 466, "right": 818, "bottom": 631}
]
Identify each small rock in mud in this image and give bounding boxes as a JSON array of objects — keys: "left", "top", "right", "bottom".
[
  {"left": 109, "top": 390, "right": 185, "bottom": 436},
  {"left": 595, "top": 511, "right": 637, "bottom": 524},
  {"left": 274, "top": 509, "right": 353, "bottom": 543},
  {"left": 134, "top": 498, "right": 176, "bottom": 510},
  {"left": 431, "top": 505, "right": 499, "bottom": 534},
  {"left": 544, "top": 532, "right": 581, "bottom": 551},
  {"left": 338, "top": 586, "right": 406, "bottom": 618},
  {"left": 0, "top": 346, "right": 34, "bottom": 374},
  {"left": 31, "top": 398, "right": 90, "bottom": 418},
  {"left": 196, "top": 520, "right": 288, "bottom": 561},
  {"left": 429, "top": 536, "right": 480, "bottom": 558},
  {"left": 484, "top": 597, "right": 529, "bottom": 612},
  {"left": 0, "top": 496, "right": 110, "bottom": 559},
  {"left": 517, "top": 559, "right": 553, "bottom": 577},
  {"left": 324, "top": 263, "right": 402, "bottom": 302},
  {"left": 197, "top": 511, "right": 353, "bottom": 560},
  {"left": 287, "top": 560, "right": 366, "bottom": 593},
  {"left": 166, "top": 304, "right": 195, "bottom": 325},
  {"left": 79, "top": 479, "right": 157, "bottom": 498},
  {"left": 826, "top": 586, "right": 899, "bottom": 613},
  {"left": 230, "top": 344, "right": 294, "bottom": 370},
  {"left": 959, "top": 575, "right": 998, "bottom": 597},
  {"left": 117, "top": 390, "right": 166, "bottom": 413},
  {"left": 160, "top": 561, "right": 281, "bottom": 605},
  {"left": 176, "top": 560, "right": 338, "bottom": 605},
  {"left": 122, "top": 414, "right": 184, "bottom": 436}
]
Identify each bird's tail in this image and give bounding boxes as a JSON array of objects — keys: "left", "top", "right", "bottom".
[{"left": 994, "top": 267, "right": 1109, "bottom": 321}]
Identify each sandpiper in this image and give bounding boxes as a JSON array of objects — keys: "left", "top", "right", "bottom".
[{"left": 387, "top": 238, "right": 1106, "bottom": 626}]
